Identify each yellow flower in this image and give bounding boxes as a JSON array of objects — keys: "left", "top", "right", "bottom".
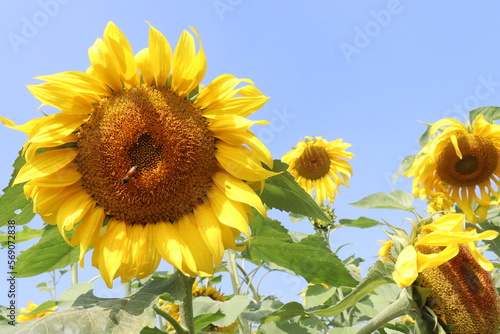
[
  {"left": 17, "top": 301, "right": 55, "bottom": 322},
  {"left": 282, "top": 136, "right": 353, "bottom": 204},
  {"left": 161, "top": 284, "right": 236, "bottom": 333},
  {"left": 377, "top": 239, "right": 394, "bottom": 262},
  {"left": 392, "top": 213, "right": 498, "bottom": 288},
  {"left": 405, "top": 115, "right": 500, "bottom": 223},
  {"left": 2, "top": 22, "right": 276, "bottom": 287}
]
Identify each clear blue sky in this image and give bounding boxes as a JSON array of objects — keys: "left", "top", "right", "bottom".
[{"left": 2, "top": 0, "right": 500, "bottom": 310}]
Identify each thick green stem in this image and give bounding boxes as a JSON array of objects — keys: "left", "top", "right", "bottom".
[
  {"left": 71, "top": 264, "right": 78, "bottom": 286},
  {"left": 178, "top": 273, "right": 196, "bottom": 334},
  {"left": 357, "top": 291, "right": 411, "bottom": 334},
  {"left": 153, "top": 304, "right": 187, "bottom": 334}
]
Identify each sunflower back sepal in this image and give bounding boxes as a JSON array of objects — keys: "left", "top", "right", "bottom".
[{"left": 469, "top": 106, "right": 500, "bottom": 123}]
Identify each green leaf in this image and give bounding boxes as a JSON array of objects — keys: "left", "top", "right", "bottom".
[
  {"left": 192, "top": 295, "right": 250, "bottom": 328},
  {"left": 262, "top": 302, "right": 307, "bottom": 323},
  {"left": 469, "top": 106, "right": 500, "bottom": 123},
  {"left": 259, "top": 321, "right": 322, "bottom": 334},
  {"left": 193, "top": 311, "right": 225, "bottom": 333},
  {"left": 0, "top": 226, "right": 42, "bottom": 248},
  {"left": 243, "top": 214, "right": 357, "bottom": 287},
  {"left": 392, "top": 155, "right": 415, "bottom": 184},
  {"left": 140, "top": 327, "right": 167, "bottom": 334},
  {"left": 57, "top": 282, "right": 94, "bottom": 307},
  {"left": 0, "top": 150, "right": 35, "bottom": 227},
  {"left": 241, "top": 298, "right": 284, "bottom": 323},
  {"left": 339, "top": 217, "right": 379, "bottom": 228},
  {"left": 259, "top": 160, "right": 331, "bottom": 222},
  {"left": 304, "top": 284, "right": 337, "bottom": 308},
  {"left": 10, "top": 274, "right": 181, "bottom": 334},
  {"left": 312, "top": 261, "right": 395, "bottom": 317},
  {"left": 14, "top": 225, "right": 79, "bottom": 277},
  {"left": 350, "top": 191, "right": 414, "bottom": 211}
]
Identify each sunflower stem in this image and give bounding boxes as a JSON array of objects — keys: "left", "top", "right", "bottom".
[
  {"left": 225, "top": 249, "right": 248, "bottom": 334},
  {"left": 153, "top": 304, "right": 187, "bottom": 334},
  {"left": 124, "top": 281, "right": 132, "bottom": 297},
  {"left": 71, "top": 264, "right": 78, "bottom": 286},
  {"left": 357, "top": 290, "right": 411, "bottom": 334},
  {"left": 178, "top": 273, "right": 196, "bottom": 334}
]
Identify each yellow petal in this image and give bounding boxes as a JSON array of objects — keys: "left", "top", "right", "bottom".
[
  {"left": 416, "top": 243, "right": 459, "bottom": 272},
  {"left": 193, "top": 202, "right": 225, "bottom": 268},
  {"left": 15, "top": 148, "right": 78, "bottom": 184},
  {"left": 28, "top": 113, "right": 87, "bottom": 143},
  {"left": 392, "top": 245, "right": 418, "bottom": 288},
  {"left": 103, "top": 22, "right": 140, "bottom": 87},
  {"left": 27, "top": 83, "right": 96, "bottom": 114},
  {"left": 34, "top": 71, "right": 111, "bottom": 97},
  {"left": 195, "top": 75, "right": 253, "bottom": 109},
  {"left": 212, "top": 171, "right": 266, "bottom": 217},
  {"left": 0, "top": 116, "right": 42, "bottom": 135},
  {"left": 88, "top": 38, "right": 122, "bottom": 92},
  {"left": 204, "top": 96, "right": 269, "bottom": 118},
  {"left": 56, "top": 190, "right": 94, "bottom": 244},
  {"left": 207, "top": 185, "right": 250, "bottom": 237},
  {"left": 147, "top": 23, "right": 172, "bottom": 88},
  {"left": 71, "top": 206, "right": 104, "bottom": 267},
  {"left": 155, "top": 221, "right": 187, "bottom": 274},
  {"left": 26, "top": 164, "right": 81, "bottom": 188},
  {"left": 215, "top": 142, "right": 277, "bottom": 181}
]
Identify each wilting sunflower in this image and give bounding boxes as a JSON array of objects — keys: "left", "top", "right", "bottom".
[
  {"left": 282, "top": 136, "right": 353, "bottom": 204},
  {"left": 405, "top": 115, "right": 500, "bottom": 223},
  {"left": 392, "top": 213, "right": 498, "bottom": 288},
  {"left": 161, "top": 283, "right": 236, "bottom": 333},
  {"left": 1, "top": 22, "right": 276, "bottom": 287}
]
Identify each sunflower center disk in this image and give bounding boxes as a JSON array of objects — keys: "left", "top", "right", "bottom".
[
  {"left": 77, "top": 86, "right": 217, "bottom": 224},
  {"left": 295, "top": 146, "right": 331, "bottom": 180},
  {"left": 436, "top": 134, "right": 498, "bottom": 187}
]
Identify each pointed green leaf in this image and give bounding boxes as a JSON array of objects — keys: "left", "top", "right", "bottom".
[
  {"left": 304, "top": 284, "right": 337, "bottom": 308},
  {"left": 262, "top": 302, "right": 307, "bottom": 323},
  {"left": 0, "top": 150, "right": 35, "bottom": 227},
  {"left": 350, "top": 191, "right": 414, "bottom": 211},
  {"left": 10, "top": 274, "right": 181, "bottom": 334},
  {"left": 259, "top": 160, "right": 331, "bottom": 222},
  {"left": 243, "top": 214, "right": 357, "bottom": 287},
  {"left": 259, "top": 321, "right": 322, "bottom": 334},
  {"left": 193, "top": 295, "right": 250, "bottom": 328},
  {"left": 193, "top": 311, "right": 225, "bottom": 333},
  {"left": 339, "top": 217, "right": 379, "bottom": 228},
  {"left": 14, "top": 225, "right": 79, "bottom": 277},
  {"left": 392, "top": 155, "right": 415, "bottom": 184},
  {"left": 469, "top": 106, "right": 500, "bottom": 123},
  {"left": 0, "top": 226, "right": 42, "bottom": 248},
  {"left": 312, "top": 261, "right": 395, "bottom": 317}
]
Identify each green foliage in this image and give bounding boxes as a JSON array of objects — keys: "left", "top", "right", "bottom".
[
  {"left": 193, "top": 295, "right": 250, "bottom": 329},
  {"left": 350, "top": 191, "right": 415, "bottom": 211},
  {"left": 312, "top": 261, "right": 395, "bottom": 318},
  {"left": 469, "top": 106, "right": 500, "bottom": 123},
  {"left": 14, "top": 225, "right": 79, "bottom": 277},
  {"left": 243, "top": 214, "right": 357, "bottom": 287},
  {"left": 0, "top": 226, "right": 42, "bottom": 248},
  {"left": 0, "top": 150, "right": 35, "bottom": 227},
  {"left": 338, "top": 217, "right": 379, "bottom": 228},
  {"left": 259, "top": 160, "right": 332, "bottom": 223}
]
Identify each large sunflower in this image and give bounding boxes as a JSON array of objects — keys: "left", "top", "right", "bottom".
[
  {"left": 405, "top": 115, "right": 500, "bottom": 223},
  {"left": 1, "top": 22, "right": 276, "bottom": 287},
  {"left": 282, "top": 136, "right": 353, "bottom": 204}
]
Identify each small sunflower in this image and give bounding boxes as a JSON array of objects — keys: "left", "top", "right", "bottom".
[
  {"left": 17, "top": 301, "right": 56, "bottom": 322},
  {"left": 377, "top": 239, "right": 394, "bottom": 262},
  {"left": 161, "top": 284, "right": 236, "bottom": 333},
  {"left": 392, "top": 213, "right": 498, "bottom": 288},
  {"left": 405, "top": 115, "right": 500, "bottom": 223},
  {"left": 282, "top": 136, "right": 353, "bottom": 204},
  {"left": 2, "top": 22, "right": 276, "bottom": 287}
]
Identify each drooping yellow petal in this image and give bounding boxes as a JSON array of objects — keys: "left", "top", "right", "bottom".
[
  {"left": 416, "top": 243, "right": 459, "bottom": 272},
  {"left": 34, "top": 71, "right": 111, "bottom": 97},
  {"left": 392, "top": 245, "right": 419, "bottom": 288},
  {"left": 28, "top": 113, "right": 87, "bottom": 143},
  {"left": 193, "top": 202, "right": 225, "bottom": 269},
  {"left": 155, "top": 221, "right": 187, "bottom": 274},
  {"left": 71, "top": 206, "right": 104, "bottom": 267},
  {"left": 207, "top": 185, "right": 250, "bottom": 237},
  {"left": 0, "top": 116, "right": 42, "bottom": 135},
  {"left": 27, "top": 83, "right": 96, "bottom": 114},
  {"left": 15, "top": 148, "right": 78, "bottom": 184}
]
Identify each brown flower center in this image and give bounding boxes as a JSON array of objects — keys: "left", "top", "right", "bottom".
[
  {"left": 436, "top": 134, "right": 498, "bottom": 187},
  {"left": 295, "top": 145, "right": 331, "bottom": 180},
  {"left": 77, "top": 86, "right": 217, "bottom": 224}
]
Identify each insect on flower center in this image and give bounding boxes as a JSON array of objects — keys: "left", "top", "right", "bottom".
[
  {"left": 77, "top": 86, "right": 217, "bottom": 225},
  {"left": 295, "top": 145, "right": 331, "bottom": 180},
  {"left": 436, "top": 134, "right": 498, "bottom": 187}
]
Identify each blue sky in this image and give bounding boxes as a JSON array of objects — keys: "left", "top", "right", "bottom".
[{"left": 2, "top": 0, "right": 500, "bottom": 310}]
